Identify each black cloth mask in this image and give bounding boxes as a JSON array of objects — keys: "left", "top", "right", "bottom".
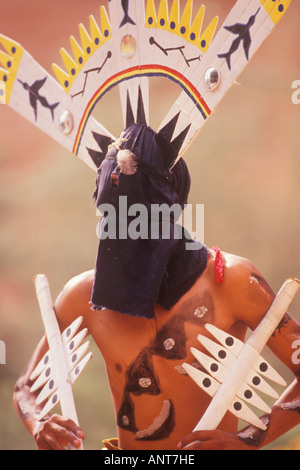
[{"left": 91, "top": 123, "right": 209, "bottom": 319}]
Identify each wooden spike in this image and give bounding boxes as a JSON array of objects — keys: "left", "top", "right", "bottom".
[
  {"left": 62, "top": 317, "right": 83, "bottom": 344},
  {"left": 157, "top": 0, "right": 169, "bottom": 29},
  {"left": 182, "top": 363, "right": 266, "bottom": 430},
  {"left": 190, "top": 348, "right": 271, "bottom": 414},
  {"left": 190, "top": 4, "right": 205, "bottom": 43},
  {"left": 51, "top": 63, "right": 71, "bottom": 91},
  {"left": 145, "top": 0, "right": 157, "bottom": 28},
  {"left": 100, "top": 5, "right": 112, "bottom": 41},
  {"left": 65, "top": 329, "right": 88, "bottom": 353},
  {"left": 169, "top": 0, "right": 180, "bottom": 35},
  {"left": 178, "top": 0, "right": 193, "bottom": 39},
  {"left": 59, "top": 48, "right": 78, "bottom": 77},
  {"left": 69, "top": 35, "right": 85, "bottom": 66},
  {"left": 79, "top": 23, "right": 94, "bottom": 55},
  {"left": 197, "top": 333, "right": 280, "bottom": 399},
  {"left": 204, "top": 324, "right": 287, "bottom": 386},
  {"left": 89, "top": 14, "right": 103, "bottom": 47},
  {"left": 69, "top": 352, "right": 93, "bottom": 384},
  {"left": 197, "top": 15, "right": 219, "bottom": 52}
]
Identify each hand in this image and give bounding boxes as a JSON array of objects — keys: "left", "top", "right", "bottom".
[
  {"left": 177, "top": 430, "right": 254, "bottom": 450},
  {"left": 33, "top": 414, "right": 84, "bottom": 450}
]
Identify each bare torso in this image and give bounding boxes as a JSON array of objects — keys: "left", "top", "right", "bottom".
[{"left": 57, "top": 250, "right": 257, "bottom": 450}]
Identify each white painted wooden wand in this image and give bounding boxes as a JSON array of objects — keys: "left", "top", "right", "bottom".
[
  {"left": 34, "top": 274, "right": 84, "bottom": 450},
  {"left": 194, "top": 278, "right": 300, "bottom": 432}
]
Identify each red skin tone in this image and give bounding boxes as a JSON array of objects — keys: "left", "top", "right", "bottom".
[{"left": 13, "top": 250, "right": 300, "bottom": 450}]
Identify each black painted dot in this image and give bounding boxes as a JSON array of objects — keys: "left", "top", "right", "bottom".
[
  {"left": 160, "top": 18, "right": 165, "bottom": 26},
  {"left": 244, "top": 390, "right": 253, "bottom": 400},
  {"left": 201, "top": 39, "right": 206, "bottom": 48},
  {"left": 225, "top": 337, "right": 234, "bottom": 347},
  {"left": 107, "top": 51, "right": 112, "bottom": 58},
  {"left": 260, "top": 362, "right": 268, "bottom": 373},
  {"left": 148, "top": 17, "right": 153, "bottom": 25},
  {"left": 190, "top": 32, "right": 196, "bottom": 41},
  {"left": 180, "top": 26, "right": 186, "bottom": 35},
  {"left": 86, "top": 47, "right": 91, "bottom": 54},
  {"left": 71, "top": 68, "right": 76, "bottom": 76},
  {"left": 3, "top": 75, "right": 7, "bottom": 82},
  {"left": 79, "top": 57, "right": 83, "bottom": 64},
  {"left": 170, "top": 21, "right": 176, "bottom": 30},
  {"left": 218, "top": 350, "right": 227, "bottom": 359},
  {"left": 7, "top": 61, "right": 11, "bottom": 68},
  {"left": 252, "top": 376, "right": 261, "bottom": 386},
  {"left": 11, "top": 46, "right": 16, "bottom": 54},
  {"left": 95, "top": 37, "right": 100, "bottom": 45},
  {"left": 210, "top": 363, "right": 219, "bottom": 372},
  {"left": 104, "top": 30, "right": 109, "bottom": 38},
  {"left": 234, "top": 402, "right": 242, "bottom": 411},
  {"left": 203, "top": 378, "right": 211, "bottom": 388},
  {"left": 278, "top": 4, "right": 284, "bottom": 13},
  {"left": 64, "top": 80, "right": 69, "bottom": 88}
]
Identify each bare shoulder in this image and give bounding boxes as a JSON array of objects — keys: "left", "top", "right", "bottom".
[
  {"left": 54, "top": 270, "right": 95, "bottom": 330},
  {"left": 209, "top": 250, "right": 276, "bottom": 328}
]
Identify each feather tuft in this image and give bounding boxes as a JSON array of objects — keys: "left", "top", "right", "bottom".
[{"left": 117, "top": 149, "right": 138, "bottom": 175}]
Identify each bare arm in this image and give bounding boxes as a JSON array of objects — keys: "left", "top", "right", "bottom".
[
  {"left": 13, "top": 335, "right": 84, "bottom": 450},
  {"left": 178, "top": 256, "right": 300, "bottom": 450},
  {"left": 12, "top": 271, "right": 94, "bottom": 450}
]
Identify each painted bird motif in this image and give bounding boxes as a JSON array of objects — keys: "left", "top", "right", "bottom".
[
  {"left": 218, "top": 8, "right": 260, "bottom": 70},
  {"left": 120, "top": 0, "right": 136, "bottom": 28},
  {"left": 18, "top": 76, "right": 59, "bottom": 122}
]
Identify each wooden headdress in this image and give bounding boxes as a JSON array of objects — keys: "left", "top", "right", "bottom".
[{"left": 0, "top": 0, "right": 292, "bottom": 170}]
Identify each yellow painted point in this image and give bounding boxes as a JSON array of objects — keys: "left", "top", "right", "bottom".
[
  {"left": 89, "top": 15, "right": 103, "bottom": 47},
  {"left": 178, "top": 0, "right": 193, "bottom": 40},
  {"left": 69, "top": 36, "right": 85, "bottom": 66},
  {"left": 197, "top": 16, "right": 219, "bottom": 53},
  {"left": 59, "top": 48, "right": 78, "bottom": 77},
  {"left": 145, "top": 0, "right": 157, "bottom": 28},
  {"left": 157, "top": 0, "right": 169, "bottom": 30},
  {"left": 169, "top": 0, "right": 180, "bottom": 35},
  {"left": 51, "top": 63, "right": 71, "bottom": 91},
  {"left": 260, "top": 0, "right": 292, "bottom": 24},
  {"left": 100, "top": 6, "right": 112, "bottom": 42},
  {"left": 79, "top": 23, "right": 94, "bottom": 55},
  {"left": 190, "top": 4, "right": 206, "bottom": 44},
  {"left": 0, "top": 80, "right": 5, "bottom": 104}
]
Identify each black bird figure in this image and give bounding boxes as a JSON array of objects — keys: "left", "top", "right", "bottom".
[
  {"left": 18, "top": 76, "right": 59, "bottom": 121},
  {"left": 120, "top": 0, "right": 136, "bottom": 28},
  {"left": 218, "top": 8, "right": 261, "bottom": 70}
]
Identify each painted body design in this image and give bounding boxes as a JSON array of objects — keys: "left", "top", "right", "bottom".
[
  {"left": 218, "top": 8, "right": 260, "bottom": 70},
  {"left": 17, "top": 77, "right": 59, "bottom": 121},
  {"left": 117, "top": 293, "right": 214, "bottom": 441}
]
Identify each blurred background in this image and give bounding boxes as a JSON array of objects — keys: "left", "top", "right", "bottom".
[{"left": 0, "top": 0, "right": 299, "bottom": 450}]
